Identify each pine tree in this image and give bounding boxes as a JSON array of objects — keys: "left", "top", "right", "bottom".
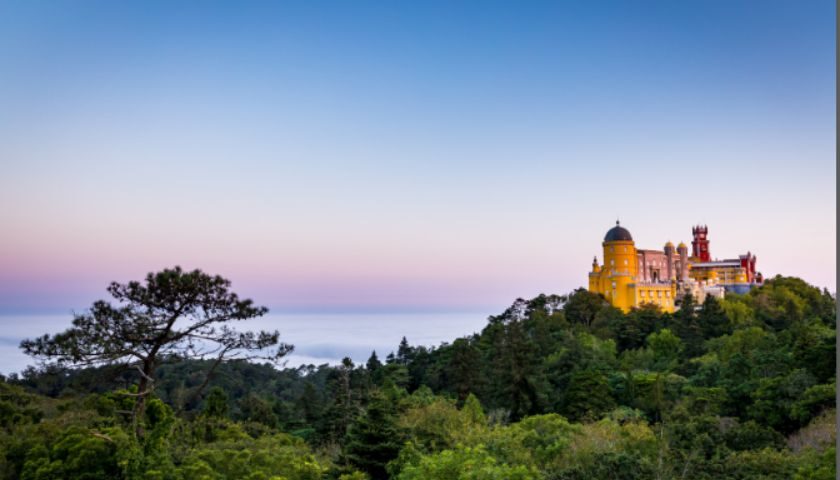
[
  {"left": 321, "top": 357, "right": 359, "bottom": 443},
  {"left": 366, "top": 351, "right": 383, "bottom": 372},
  {"left": 699, "top": 295, "right": 730, "bottom": 339},
  {"left": 396, "top": 337, "right": 414, "bottom": 365},
  {"left": 344, "top": 389, "right": 404, "bottom": 480},
  {"left": 671, "top": 294, "right": 704, "bottom": 357},
  {"left": 19, "top": 267, "right": 289, "bottom": 437},
  {"left": 297, "top": 381, "right": 322, "bottom": 425},
  {"left": 449, "top": 338, "right": 480, "bottom": 403},
  {"left": 498, "top": 319, "right": 543, "bottom": 421}
]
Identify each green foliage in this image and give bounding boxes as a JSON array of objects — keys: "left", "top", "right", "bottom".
[
  {"left": 398, "top": 445, "right": 539, "bottom": 480},
  {"left": 794, "top": 446, "right": 836, "bottom": 480},
  {"left": 670, "top": 294, "right": 705, "bottom": 358},
  {"left": 19, "top": 267, "right": 290, "bottom": 438},
  {"left": 4, "top": 275, "right": 835, "bottom": 480},
  {"left": 562, "top": 369, "right": 616, "bottom": 421},
  {"left": 563, "top": 288, "right": 609, "bottom": 329},
  {"left": 748, "top": 369, "right": 816, "bottom": 433},
  {"left": 343, "top": 389, "right": 404, "bottom": 480},
  {"left": 238, "top": 393, "right": 279, "bottom": 429},
  {"left": 724, "top": 420, "right": 786, "bottom": 451},
  {"left": 461, "top": 394, "right": 486, "bottom": 425},
  {"left": 20, "top": 426, "right": 128, "bottom": 480},
  {"left": 699, "top": 296, "right": 732, "bottom": 339},
  {"left": 723, "top": 448, "right": 798, "bottom": 479},
  {"left": 646, "top": 328, "right": 683, "bottom": 370},
  {"left": 748, "top": 276, "right": 835, "bottom": 330},
  {"left": 618, "top": 304, "right": 666, "bottom": 351},
  {"left": 202, "top": 386, "right": 229, "bottom": 419},
  {"left": 175, "top": 433, "right": 326, "bottom": 480},
  {"left": 397, "top": 413, "right": 661, "bottom": 479},
  {"left": 0, "top": 379, "right": 340, "bottom": 480},
  {"left": 789, "top": 382, "right": 835, "bottom": 426}
]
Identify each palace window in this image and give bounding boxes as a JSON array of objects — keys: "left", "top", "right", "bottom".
[{"left": 623, "top": 259, "right": 628, "bottom": 265}]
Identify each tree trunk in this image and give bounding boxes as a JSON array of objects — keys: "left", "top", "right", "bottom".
[{"left": 132, "top": 359, "right": 155, "bottom": 438}]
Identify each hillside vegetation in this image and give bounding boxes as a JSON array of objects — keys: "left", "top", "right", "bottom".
[{"left": 1, "top": 275, "right": 835, "bottom": 479}]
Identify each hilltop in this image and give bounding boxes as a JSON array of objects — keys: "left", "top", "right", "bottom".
[{"left": 1, "top": 275, "right": 835, "bottom": 479}]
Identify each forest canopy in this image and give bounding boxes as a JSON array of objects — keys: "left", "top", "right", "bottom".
[{"left": 0, "top": 274, "right": 835, "bottom": 479}]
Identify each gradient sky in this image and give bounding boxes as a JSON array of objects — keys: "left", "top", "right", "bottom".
[{"left": 0, "top": 1, "right": 835, "bottom": 314}]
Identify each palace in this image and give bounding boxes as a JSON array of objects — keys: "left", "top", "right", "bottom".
[{"left": 588, "top": 221, "right": 763, "bottom": 313}]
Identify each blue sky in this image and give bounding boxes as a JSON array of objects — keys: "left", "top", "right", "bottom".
[{"left": 0, "top": 1, "right": 835, "bottom": 313}]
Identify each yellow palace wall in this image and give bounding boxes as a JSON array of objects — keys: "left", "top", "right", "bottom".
[{"left": 589, "top": 239, "right": 677, "bottom": 313}]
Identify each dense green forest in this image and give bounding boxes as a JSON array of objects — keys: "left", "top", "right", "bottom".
[{"left": 1, "top": 274, "right": 836, "bottom": 479}]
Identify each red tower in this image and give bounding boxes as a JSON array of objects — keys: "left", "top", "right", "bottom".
[{"left": 691, "top": 225, "right": 711, "bottom": 262}]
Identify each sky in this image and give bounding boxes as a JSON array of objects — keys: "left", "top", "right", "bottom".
[{"left": 0, "top": 1, "right": 835, "bottom": 315}]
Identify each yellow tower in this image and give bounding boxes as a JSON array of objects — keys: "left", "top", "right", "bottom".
[
  {"left": 599, "top": 221, "right": 637, "bottom": 311},
  {"left": 588, "top": 222, "right": 678, "bottom": 313}
]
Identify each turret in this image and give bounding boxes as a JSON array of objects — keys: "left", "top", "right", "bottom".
[
  {"left": 600, "top": 220, "right": 637, "bottom": 312},
  {"left": 677, "top": 241, "right": 688, "bottom": 281},
  {"left": 691, "top": 225, "right": 711, "bottom": 262},
  {"left": 664, "top": 241, "right": 674, "bottom": 281},
  {"left": 592, "top": 256, "right": 601, "bottom": 273},
  {"left": 602, "top": 221, "right": 636, "bottom": 275}
]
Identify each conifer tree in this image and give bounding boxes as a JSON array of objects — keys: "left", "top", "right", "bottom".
[
  {"left": 297, "top": 381, "right": 323, "bottom": 426},
  {"left": 671, "top": 294, "right": 704, "bottom": 357},
  {"left": 366, "top": 351, "right": 383, "bottom": 372},
  {"left": 449, "top": 338, "right": 480, "bottom": 403},
  {"left": 699, "top": 295, "right": 731, "bottom": 339},
  {"left": 498, "top": 318, "right": 543, "bottom": 420},
  {"left": 344, "top": 389, "right": 404, "bottom": 480},
  {"left": 366, "top": 351, "right": 384, "bottom": 386},
  {"left": 321, "top": 357, "right": 360, "bottom": 443},
  {"left": 396, "top": 337, "right": 414, "bottom": 365},
  {"left": 20, "top": 267, "right": 290, "bottom": 436}
]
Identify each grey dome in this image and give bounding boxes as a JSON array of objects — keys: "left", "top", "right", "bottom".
[{"left": 604, "top": 222, "right": 633, "bottom": 242}]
